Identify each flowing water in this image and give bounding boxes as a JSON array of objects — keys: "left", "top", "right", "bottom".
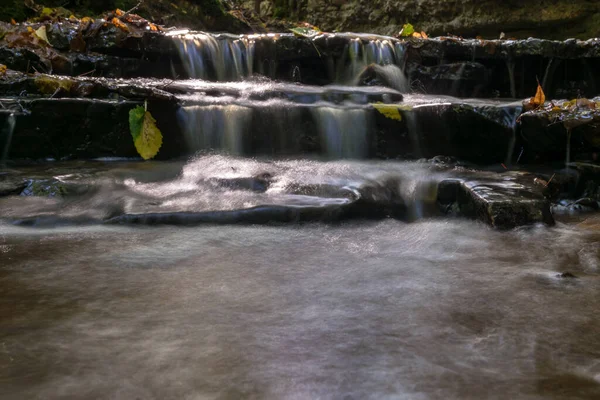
[
  {"left": 1, "top": 158, "right": 599, "bottom": 399},
  {"left": 1, "top": 209, "right": 599, "bottom": 399}
]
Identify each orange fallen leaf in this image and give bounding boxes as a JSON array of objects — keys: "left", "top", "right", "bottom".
[
  {"left": 111, "top": 17, "right": 129, "bottom": 32},
  {"left": 10, "top": 18, "right": 16, "bottom": 25},
  {"left": 0, "top": 64, "right": 7, "bottom": 76},
  {"left": 421, "top": 31, "right": 428, "bottom": 39},
  {"left": 529, "top": 81, "right": 545, "bottom": 107},
  {"left": 115, "top": 9, "right": 124, "bottom": 17}
]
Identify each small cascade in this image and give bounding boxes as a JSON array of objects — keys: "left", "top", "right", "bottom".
[
  {"left": 312, "top": 107, "right": 371, "bottom": 158},
  {"left": 1, "top": 113, "right": 16, "bottom": 165},
  {"left": 398, "top": 177, "right": 440, "bottom": 221},
  {"left": 354, "top": 64, "right": 409, "bottom": 92},
  {"left": 506, "top": 59, "right": 517, "bottom": 98},
  {"left": 565, "top": 129, "right": 572, "bottom": 169},
  {"left": 175, "top": 33, "right": 255, "bottom": 81},
  {"left": 337, "top": 38, "right": 406, "bottom": 85},
  {"left": 178, "top": 105, "right": 252, "bottom": 154},
  {"left": 403, "top": 109, "right": 423, "bottom": 159},
  {"left": 450, "top": 63, "right": 467, "bottom": 96}
]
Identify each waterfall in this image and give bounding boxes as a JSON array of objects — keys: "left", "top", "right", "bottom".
[
  {"left": 312, "top": 107, "right": 371, "bottom": 158},
  {"left": 1, "top": 113, "right": 16, "bottom": 166},
  {"left": 175, "top": 33, "right": 255, "bottom": 81},
  {"left": 178, "top": 105, "right": 252, "bottom": 155},
  {"left": 336, "top": 38, "right": 408, "bottom": 86},
  {"left": 403, "top": 109, "right": 423, "bottom": 159}
]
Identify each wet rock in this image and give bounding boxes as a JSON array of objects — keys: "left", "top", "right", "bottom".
[
  {"left": 557, "top": 272, "right": 577, "bottom": 279},
  {"left": 0, "top": 176, "right": 26, "bottom": 197},
  {"left": 406, "top": 62, "right": 490, "bottom": 97},
  {"left": 20, "top": 179, "right": 67, "bottom": 197},
  {"left": 438, "top": 172, "right": 555, "bottom": 228},
  {"left": 519, "top": 112, "right": 600, "bottom": 162}
]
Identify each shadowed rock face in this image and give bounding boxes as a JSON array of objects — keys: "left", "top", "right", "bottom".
[{"left": 271, "top": 0, "right": 600, "bottom": 40}]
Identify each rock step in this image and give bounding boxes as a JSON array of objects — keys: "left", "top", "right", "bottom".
[
  {"left": 2, "top": 22, "right": 600, "bottom": 97},
  {"left": 0, "top": 159, "right": 557, "bottom": 229},
  {"left": 0, "top": 72, "right": 598, "bottom": 162}
]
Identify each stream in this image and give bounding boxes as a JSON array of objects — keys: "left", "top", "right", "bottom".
[
  {"left": 0, "top": 24, "right": 599, "bottom": 399},
  {"left": 1, "top": 217, "right": 599, "bottom": 399}
]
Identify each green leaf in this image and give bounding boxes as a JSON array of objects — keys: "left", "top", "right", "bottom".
[
  {"left": 129, "top": 105, "right": 145, "bottom": 141},
  {"left": 129, "top": 106, "right": 162, "bottom": 160},
  {"left": 399, "top": 23, "right": 415, "bottom": 37}
]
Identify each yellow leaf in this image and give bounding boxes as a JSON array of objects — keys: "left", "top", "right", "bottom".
[
  {"left": 412, "top": 32, "right": 423, "bottom": 39},
  {"left": 372, "top": 103, "right": 403, "bottom": 121},
  {"left": 0, "top": 64, "right": 6, "bottom": 76},
  {"left": 33, "top": 26, "right": 51, "bottom": 46},
  {"left": 529, "top": 82, "right": 545, "bottom": 107},
  {"left": 34, "top": 75, "right": 73, "bottom": 95},
  {"left": 130, "top": 107, "right": 163, "bottom": 160}
]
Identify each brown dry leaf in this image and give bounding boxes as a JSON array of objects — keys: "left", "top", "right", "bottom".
[
  {"left": 576, "top": 98, "right": 593, "bottom": 108},
  {"left": 529, "top": 82, "right": 545, "bottom": 108},
  {"left": 0, "top": 64, "right": 7, "bottom": 76},
  {"left": 421, "top": 31, "right": 428, "bottom": 39},
  {"left": 69, "top": 32, "right": 86, "bottom": 52},
  {"left": 10, "top": 19, "right": 16, "bottom": 25}
]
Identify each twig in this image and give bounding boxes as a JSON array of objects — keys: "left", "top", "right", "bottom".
[
  {"left": 311, "top": 40, "right": 321, "bottom": 58},
  {"left": 545, "top": 173, "right": 556, "bottom": 187},
  {"left": 49, "top": 87, "right": 61, "bottom": 99},
  {"left": 120, "top": 1, "right": 144, "bottom": 20},
  {"left": 77, "top": 69, "right": 96, "bottom": 77}
]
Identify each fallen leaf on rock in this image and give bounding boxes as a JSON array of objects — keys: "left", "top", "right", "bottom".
[
  {"left": 529, "top": 82, "right": 545, "bottom": 108},
  {"left": 399, "top": 23, "right": 415, "bottom": 37},
  {"left": 34, "top": 26, "right": 51, "bottom": 46},
  {"left": 0, "top": 64, "right": 7, "bottom": 76},
  {"left": 111, "top": 17, "right": 130, "bottom": 32},
  {"left": 34, "top": 75, "right": 73, "bottom": 95}
]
